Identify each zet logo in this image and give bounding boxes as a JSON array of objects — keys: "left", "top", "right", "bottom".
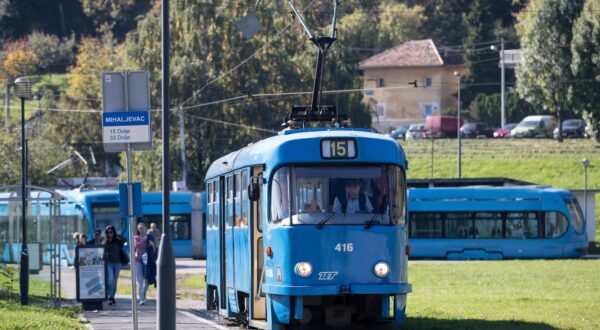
[{"left": 318, "top": 272, "right": 338, "bottom": 280}]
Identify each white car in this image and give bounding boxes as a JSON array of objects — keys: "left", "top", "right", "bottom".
[{"left": 405, "top": 124, "right": 426, "bottom": 140}]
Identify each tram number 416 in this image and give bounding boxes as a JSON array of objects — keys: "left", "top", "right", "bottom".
[{"left": 335, "top": 243, "right": 353, "bottom": 252}]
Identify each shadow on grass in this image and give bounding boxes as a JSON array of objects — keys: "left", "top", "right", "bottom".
[
  {"left": 402, "top": 317, "right": 560, "bottom": 330},
  {"left": 588, "top": 242, "right": 600, "bottom": 254}
]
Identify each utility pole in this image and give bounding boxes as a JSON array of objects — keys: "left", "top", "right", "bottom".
[
  {"left": 178, "top": 102, "right": 187, "bottom": 190},
  {"left": 454, "top": 71, "right": 462, "bottom": 179},
  {"left": 157, "top": 0, "right": 176, "bottom": 328},
  {"left": 500, "top": 37, "right": 505, "bottom": 128},
  {"left": 5, "top": 81, "right": 10, "bottom": 125},
  {"left": 491, "top": 38, "right": 506, "bottom": 128}
]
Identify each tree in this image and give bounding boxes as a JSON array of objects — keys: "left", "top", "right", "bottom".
[
  {"left": 571, "top": 0, "right": 600, "bottom": 142},
  {"left": 422, "top": 0, "right": 468, "bottom": 47},
  {"left": 42, "top": 34, "right": 126, "bottom": 179},
  {"left": 516, "top": 0, "right": 584, "bottom": 142},
  {"left": 470, "top": 92, "right": 545, "bottom": 126},
  {"left": 79, "top": 0, "right": 152, "bottom": 39}
]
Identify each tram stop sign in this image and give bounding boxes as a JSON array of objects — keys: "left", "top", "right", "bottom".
[{"left": 101, "top": 71, "right": 152, "bottom": 152}]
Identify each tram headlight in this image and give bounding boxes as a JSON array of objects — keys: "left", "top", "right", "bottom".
[
  {"left": 373, "top": 262, "right": 390, "bottom": 277},
  {"left": 295, "top": 262, "right": 313, "bottom": 277}
]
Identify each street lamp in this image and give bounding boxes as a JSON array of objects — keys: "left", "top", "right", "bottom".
[
  {"left": 453, "top": 71, "right": 462, "bottom": 179},
  {"left": 15, "top": 76, "right": 31, "bottom": 306},
  {"left": 582, "top": 158, "right": 590, "bottom": 225},
  {"left": 491, "top": 38, "right": 505, "bottom": 128}
]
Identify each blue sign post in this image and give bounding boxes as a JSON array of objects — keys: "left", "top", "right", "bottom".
[{"left": 118, "top": 183, "right": 143, "bottom": 218}]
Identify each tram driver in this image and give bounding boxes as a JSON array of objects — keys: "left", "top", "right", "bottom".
[{"left": 333, "top": 179, "right": 374, "bottom": 214}]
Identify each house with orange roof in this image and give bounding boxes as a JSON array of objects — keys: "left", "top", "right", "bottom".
[{"left": 359, "top": 39, "right": 464, "bottom": 130}]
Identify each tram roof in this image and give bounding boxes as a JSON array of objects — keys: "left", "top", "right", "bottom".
[
  {"left": 205, "top": 128, "right": 406, "bottom": 179},
  {"left": 408, "top": 185, "right": 574, "bottom": 202}
]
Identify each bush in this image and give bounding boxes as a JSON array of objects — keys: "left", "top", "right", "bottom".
[{"left": 27, "top": 32, "right": 76, "bottom": 72}]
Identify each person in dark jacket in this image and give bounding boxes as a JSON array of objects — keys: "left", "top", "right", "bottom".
[
  {"left": 87, "top": 229, "right": 103, "bottom": 245},
  {"left": 145, "top": 229, "right": 157, "bottom": 288},
  {"left": 104, "top": 225, "right": 125, "bottom": 305}
]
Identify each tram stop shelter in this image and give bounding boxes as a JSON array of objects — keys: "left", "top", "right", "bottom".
[{"left": 0, "top": 185, "right": 65, "bottom": 307}]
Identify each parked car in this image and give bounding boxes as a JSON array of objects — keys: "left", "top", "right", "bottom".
[
  {"left": 405, "top": 124, "right": 427, "bottom": 140},
  {"left": 493, "top": 123, "right": 518, "bottom": 138},
  {"left": 553, "top": 119, "right": 587, "bottom": 139},
  {"left": 460, "top": 122, "right": 494, "bottom": 138},
  {"left": 423, "top": 115, "right": 464, "bottom": 138},
  {"left": 511, "top": 115, "right": 557, "bottom": 138},
  {"left": 388, "top": 125, "right": 410, "bottom": 140}
]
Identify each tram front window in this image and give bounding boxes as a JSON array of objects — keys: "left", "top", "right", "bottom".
[
  {"left": 270, "top": 165, "right": 405, "bottom": 226},
  {"left": 92, "top": 204, "right": 124, "bottom": 234}
]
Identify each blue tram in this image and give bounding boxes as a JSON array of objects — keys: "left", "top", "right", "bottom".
[
  {"left": 408, "top": 186, "right": 588, "bottom": 259},
  {"left": 137, "top": 191, "right": 205, "bottom": 258},
  {"left": 205, "top": 128, "right": 411, "bottom": 329}
]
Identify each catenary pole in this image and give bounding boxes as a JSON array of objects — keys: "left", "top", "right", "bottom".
[
  {"left": 157, "top": 0, "right": 176, "bottom": 328},
  {"left": 19, "top": 96, "right": 28, "bottom": 305}
]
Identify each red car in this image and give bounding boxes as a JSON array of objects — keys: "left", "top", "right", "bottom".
[{"left": 493, "top": 123, "right": 517, "bottom": 138}]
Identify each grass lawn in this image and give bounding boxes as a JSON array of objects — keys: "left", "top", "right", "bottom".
[
  {"left": 4, "top": 73, "right": 71, "bottom": 122},
  {"left": 400, "top": 139, "right": 600, "bottom": 241},
  {"left": 116, "top": 269, "right": 205, "bottom": 301},
  {"left": 406, "top": 260, "right": 600, "bottom": 329},
  {"left": 0, "top": 266, "right": 83, "bottom": 329}
]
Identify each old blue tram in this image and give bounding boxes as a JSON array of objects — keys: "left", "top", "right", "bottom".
[{"left": 204, "top": 128, "right": 411, "bottom": 329}]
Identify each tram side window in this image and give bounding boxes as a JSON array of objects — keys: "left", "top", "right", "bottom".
[
  {"left": 409, "top": 212, "right": 442, "bottom": 238},
  {"left": 445, "top": 212, "right": 472, "bottom": 238},
  {"left": 474, "top": 212, "right": 503, "bottom": 238},
  {"left": 545, "top": 212, "right": 567, "bottom": 238},
  {"left": 506, "top": 212, "right": 538, "bottom": 238},
  {"left": 388, "top": 167, "right": 406, "bottom": 225},
  {"left": 270, "top": 167, "right": 290, "bottom": 225},
  {"left": 235, "top": 173, "right": 241, "bottom": 226},
  {"left": 226, "top": 176, "right": 234, "bottom": 227},
  {"left": 241, "top": 170, "right": 248, "bottom": 226}
]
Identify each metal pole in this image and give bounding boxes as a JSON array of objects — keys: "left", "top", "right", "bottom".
[
  {"left": 430, "top": 135, "right": 434, "bottom": 179},
  {"left": 500, "top": 37, "right": 506, "bottom": 128},
  {"left": 124, "top": 71, "right": 139, "bottom": 330},
  {"left": 457, "top": 77, "right": 462, "bottom": 179},
  {"left": 19, "top": 97, "right": 28, "bottom": 305},
  {"left": 5, "top": 81, "right": 10, "bottom": 125},
  {"left": 127, "top": 145, "right": 138, "bottom": 329},
  {"left": 158, "top": 0, "right": 176, "bottom": 328},
  {"left": 178, "top": 103, "right": 187, "bottom": 190},
  {"left": 584, "top": 163, "right": 588, "bottom": 224}
]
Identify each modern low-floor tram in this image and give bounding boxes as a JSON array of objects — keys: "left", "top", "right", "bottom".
[{"left": 408, "top": 186, "right": 588, "bottom": 259}]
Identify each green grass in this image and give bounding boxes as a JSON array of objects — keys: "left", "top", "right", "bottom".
[
  {"left": 116, "top": 270, "right": 205, "bottom": 300},
  {"left": 406, "top": 260, "right": 600, "bottom": 329},
  {"left": 400, "top": 139, "right": 600, "bottom": 242},
  {"left": 0, "top": 265, "right": 83, "bottom": 329},
  {"left": 3, "top": 73, "right": 70, "bottom": 122}
]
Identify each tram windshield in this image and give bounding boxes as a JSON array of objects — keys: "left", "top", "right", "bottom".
[
  {"left": 566, "top": 199, "right": 585, "bottom": 234},
  {"left": 270, "top": 165, "right": 405, "bottom": 226}
]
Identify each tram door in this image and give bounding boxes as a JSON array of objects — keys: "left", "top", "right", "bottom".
[
  {"left": 224, "top": 175, "right": 235, "bottom": 310},
  {"left": 251, "top": 166, "right": 266, "bottom": 319},
  {"left": 219, "top": 176, "right": 227, "bottom": 309}
]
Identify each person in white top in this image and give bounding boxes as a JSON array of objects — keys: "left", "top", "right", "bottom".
[{"left": 333, "top": 179, "right": 374, "bottom": 214}]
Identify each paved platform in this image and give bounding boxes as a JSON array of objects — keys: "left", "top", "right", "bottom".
[{"left": 83, "top": 297, "right": 230, "bottom": 330}]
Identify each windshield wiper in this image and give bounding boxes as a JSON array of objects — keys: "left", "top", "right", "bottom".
[
  {"left": 364, "top": 212, "right": 382, "bottom": 229},
  {"left": 316, "top": 204, "right": 342, "bottom": 229}
]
